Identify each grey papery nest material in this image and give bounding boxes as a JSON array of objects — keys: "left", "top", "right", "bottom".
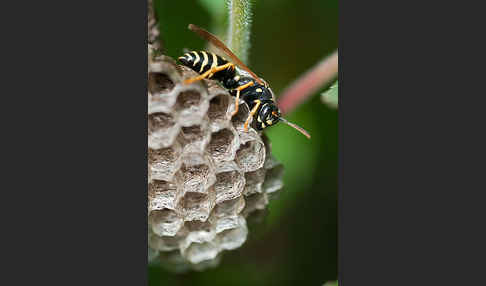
[
  {"left": 148, "top": 0, "right": 161, "bottom": 50},
  {"left": 147, "top": 45, "right": 284, "bottom": 271}
]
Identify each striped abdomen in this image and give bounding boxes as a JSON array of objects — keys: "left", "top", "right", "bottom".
[{"left": 178, "top": 51, "right": 230, "bottom": 77}]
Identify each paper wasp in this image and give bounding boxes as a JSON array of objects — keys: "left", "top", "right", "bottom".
[{"left": 178, "top": 24, "right": 310, "bottom": 139}]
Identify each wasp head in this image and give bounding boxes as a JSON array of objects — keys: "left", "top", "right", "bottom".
[{"left": 256, "top": 102, "right": 281, "bottom": 130}]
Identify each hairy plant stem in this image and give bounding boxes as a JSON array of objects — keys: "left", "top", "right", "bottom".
[
  {"left": 278, "top": 50, "right": 339, "bottom": 115},
  {"left": 227, "top": 0, "right": 252, "bottom": 64}
]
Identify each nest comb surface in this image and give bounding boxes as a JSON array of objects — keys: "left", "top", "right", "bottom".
[{"left": 148, "top": 45, "right": 284, "bottom": 270}]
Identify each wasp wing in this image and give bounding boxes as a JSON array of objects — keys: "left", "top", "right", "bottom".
[{"left": 188, "top": 24, "right": 264, "bottom": 85}]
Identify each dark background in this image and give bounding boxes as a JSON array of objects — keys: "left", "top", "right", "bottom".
[{"left": 150, "top": 0, "right": 338, "bottom": 285}]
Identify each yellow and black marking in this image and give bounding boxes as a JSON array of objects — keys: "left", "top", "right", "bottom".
[
  {"left": 177, "top": 24, "right": 310, "bottom": 138},
  {"left": 179, "top": 51, "right": 229, "bottom": 77},
  {"left": 183, "top": 62, "right": 235, "bottom": 84},
  {"left": 178, "top": 50, "right": 281, "bottom": 131}
]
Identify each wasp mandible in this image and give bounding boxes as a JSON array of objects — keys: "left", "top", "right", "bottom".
[{"left": 178, "top": 24, "right": 310, "bottom": 139}]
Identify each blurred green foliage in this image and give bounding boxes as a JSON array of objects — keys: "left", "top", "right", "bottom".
[{"left": 150, "top": 0, "right": 338, "bottom": 284}]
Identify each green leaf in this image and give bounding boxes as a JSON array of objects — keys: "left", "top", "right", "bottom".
[
  {"left": 197, "top": 0, "right": 227, "bottom": 39},
  {"left": 321, "top": 81, "right": 338, "bottom": 109},
  {"left": 323, "top": 281, "right": 338, "bottom": 286},
  {"left": 198, "top": 0, "right": 226, "bottom": 14}
]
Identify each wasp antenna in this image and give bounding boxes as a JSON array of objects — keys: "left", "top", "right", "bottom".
[{"left": 279, "top": 118, "right": 311, "bottom": 139}]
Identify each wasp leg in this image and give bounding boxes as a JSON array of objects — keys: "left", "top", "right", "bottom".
[
  {"left": 184, "top": 63, "right": 235, "bottom": 84},
  {"left": 244, "top": 100, "right": 261, "bottom": 132},
  {"left": 231, "top": 81, "right": 254, "bottom": 116}
]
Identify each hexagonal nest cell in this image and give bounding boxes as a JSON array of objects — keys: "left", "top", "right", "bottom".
[
  {"left": 180, "top": 125, "right": 205, "bottom": 144},
  {"left": 149, "top": 208, "right": 184, "bottom": 237},
  {"left": 149, "top": 72, "right": 175, "bottom": 95},
  {"left": 214, "top": 170, "right": 245, "bottom": 204},
  {"left": 208, "top": 128, "right": 238, "bottom": 162},
  {"left": 175, "top": 90, "right": 201, "bottom": 112},
  {"left": 148, "top": 112, "right": 180, "bottom": 149},
  {"left": 211, "top": 196, "right": 245, "bottom": 219},
  {"left": 177, "top": 163, "right": 215, "bottom": 194},
  {"left": 149, "top": 112, "right": 175, "bottom": 131},
  {"left": 148, "top": 180, "right": 178, "bottom": 211},
  {"left": 182, "top": 241, "right": 219, "bottom": 264},
  {"left": 235, "top": 139, "right": 266, "bottom": 172},
  {"left": 148, "top": 144, "right": 181, "bottom": 181},
  {"left": 208, "top": 94, "right": 230, "bottom": 129},
  {"left": 149, "top": 231, "right": 185, "bottom": 252},
  {"left": 178, "top": 191, "right": 215, "bottom": 222},
  {"left": 178, "top": 122, "right": 211, "bottom": 154},
  {"left": 147, "top": 46, "right": 284, "bottom": 271},
  {"left": 217, "top": 219, "right": 247, "bottom": 250},
  {"left": 184, "top": 219, "right": 213, "bottom": 233},
  {"left": 175, "top": 89, "right": 209, "bottom": 127},
  {"left": 243, "top": 169, "right": 266, "bottom": 196}
]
